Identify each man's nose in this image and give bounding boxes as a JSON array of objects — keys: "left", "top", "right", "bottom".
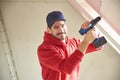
[{"left": 59, "top": 26, "right": 64, "bottom": 32}]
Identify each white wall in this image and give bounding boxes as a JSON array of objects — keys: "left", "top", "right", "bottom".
[
  {"left": 0, "top": 13, "right": 12, "bottom": 80},
  {"left": 0, "top": 1, "right": 120, "bottom": 80}
]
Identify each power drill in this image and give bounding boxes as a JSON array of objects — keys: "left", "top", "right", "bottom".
[{"left": 79, "top": 17, "right": 107, "bottom": 48}]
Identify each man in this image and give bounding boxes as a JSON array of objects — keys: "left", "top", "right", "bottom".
[{"left": 37, "top": 11, "right": 102, "bottom": 80}]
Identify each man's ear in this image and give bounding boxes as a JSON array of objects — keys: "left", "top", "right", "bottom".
[{"left": 47, "top": 27, "right": 51, "bottom": 34}]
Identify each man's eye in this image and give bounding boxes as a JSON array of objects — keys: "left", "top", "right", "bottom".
[
  {"left": 62, "top": 24, "right": 64, "bottom": 27},
  {"left": 54, "top": 26, "right": 59, "bottom": 29}
]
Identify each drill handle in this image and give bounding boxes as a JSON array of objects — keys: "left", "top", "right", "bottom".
[{"left": 79, "top": 16, "right": 101, "bottom": 35}]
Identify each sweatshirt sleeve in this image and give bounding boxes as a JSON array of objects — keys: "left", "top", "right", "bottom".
[
  {"left": 86, "top": 43, "right": 102, "bottom": 54},
  {"left": 74, "top": 38, "right": 102, "bottom": 54},
  {"left": 37, "top": 44, "right": 84, "bottom": 74},
  {"left": 59, "top": 49, "right": 84, "bottom": 74}
]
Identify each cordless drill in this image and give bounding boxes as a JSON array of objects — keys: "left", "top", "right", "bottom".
[{"left": 79, "top": 17, "right": 107, "bottom": 48}]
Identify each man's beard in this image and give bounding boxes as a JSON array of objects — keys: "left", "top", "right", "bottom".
[
  {"left": 56, "top": 32, "right": 66, "bottom": 40},
  {"left": 56, "top": 32, "right": 66, "bottom": 35}
]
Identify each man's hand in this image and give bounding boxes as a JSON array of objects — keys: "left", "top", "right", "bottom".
[
  {"left": 78, "top": 21, "right": 97, "bottom": 54},
  {"left": 84, "top": 29, "right": 96, "bottom": 44},
  {"left": 80, "top": 21, "right": 90, "bottom": 29}
]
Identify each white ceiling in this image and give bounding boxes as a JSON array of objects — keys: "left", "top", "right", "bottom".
[{"left": 0, "top": 0, "right": 66, "bottom": 2}]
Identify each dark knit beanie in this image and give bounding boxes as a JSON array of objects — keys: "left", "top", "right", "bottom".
[{"left": 46, "top": 11, "right": 66, "bottom": 27}]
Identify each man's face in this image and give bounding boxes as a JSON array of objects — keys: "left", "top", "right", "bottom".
[{"left": 47, "top": 20, "right": 67, "bottom": 41}]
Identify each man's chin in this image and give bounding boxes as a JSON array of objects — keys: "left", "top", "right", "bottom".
[
  {"left": 59, "top": 38, "right": 65, "bottom": 41},
  {"left": 57, "top": 36, "right": 66, "bottom": 41}
]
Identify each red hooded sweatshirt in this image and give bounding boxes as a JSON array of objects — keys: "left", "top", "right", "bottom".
[{"left": 37, "top": 32, "right": 100, "bottom": 80}]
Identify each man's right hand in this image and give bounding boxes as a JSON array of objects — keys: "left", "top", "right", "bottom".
[
  {"left": 83, "top": 28, "right": 96, "bottom": 44},
  {"left": 78, "top": 26, "right": 96, "bottom": 54}
]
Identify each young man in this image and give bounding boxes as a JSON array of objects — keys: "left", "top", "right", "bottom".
[{"left": 37, "top": 11, "right": 102, "bottom": 80}]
